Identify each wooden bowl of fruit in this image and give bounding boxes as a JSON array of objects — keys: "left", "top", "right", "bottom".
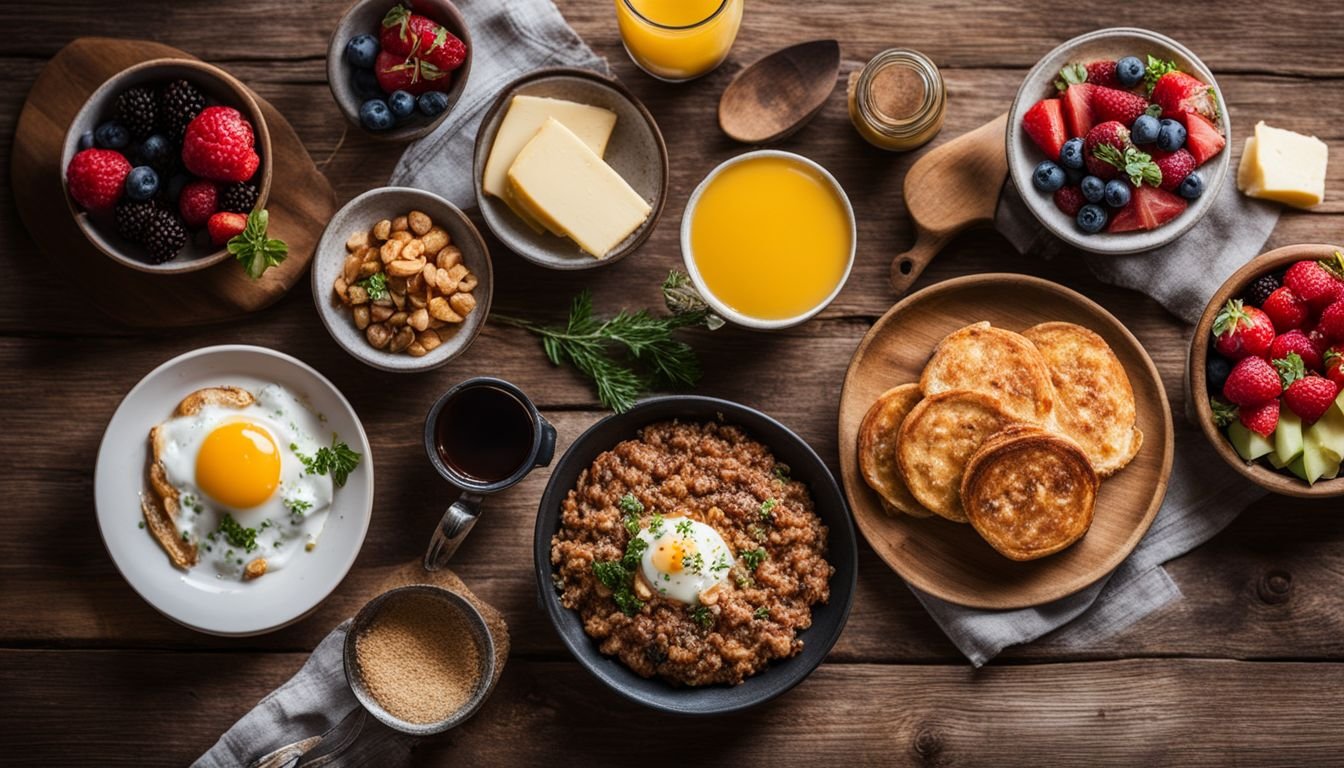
[
  {"left": 1007, "top": 27, "right": 1231, "bottom": 255},
  {"left": 1190, "top": 243, "right": 1344, "bottom": 498},
  {"left": 327, "top": 0, "right": 472, "bottom": 141},
  {"left": 60, "top": 58, "right": 273, "bottom": 274}
]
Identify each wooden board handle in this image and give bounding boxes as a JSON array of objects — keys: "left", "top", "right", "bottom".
[{"left": 890, "top": 225, "right": 951, "bottom": 295}]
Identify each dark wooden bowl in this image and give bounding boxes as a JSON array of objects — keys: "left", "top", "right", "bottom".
[{"left": 1188, "top": 243, "right": 1344, "bottom": 498}]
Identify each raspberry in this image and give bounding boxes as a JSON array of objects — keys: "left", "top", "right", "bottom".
[
  {"left": 66, "top": 148, "right": 132, "bottom": 212},
  {"left": 1053, "top": 186, "right": 1085, "bottom": 217},
  {"left": 116, "top": 87, "right": 157, "bottom": 141},
  {"left": 182, "top": 107, "right": 260, "bottom": 183},
  {"left": 178, "top": 180, "right": 220, "bottom": 229}
]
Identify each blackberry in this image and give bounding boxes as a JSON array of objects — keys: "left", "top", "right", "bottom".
[
  {"left": 219, "top": 182, "right": 259, "bottom": 213},
  {"left": 1246, "top": 274, "right": 1281, "bottom": 306},
  {"left": 116, "top": 87, "right": 157, "bottom": 141},
  {"left": 141, "top": 207, "right": 188, "bottom": 264},
  {"left": 158, "top": 79, "right": 204, "bottom": 140},
  {"left": 115, "top": 200, "right": 158, "bottom": 242}
]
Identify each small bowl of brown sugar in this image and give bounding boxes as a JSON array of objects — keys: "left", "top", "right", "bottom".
[{"left": 344, "top": 585, "right": 496, "bottom": 734}]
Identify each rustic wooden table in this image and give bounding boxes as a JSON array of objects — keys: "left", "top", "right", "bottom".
[{"left": 3, "top": 1, "right": 1342, "bottom": 764}]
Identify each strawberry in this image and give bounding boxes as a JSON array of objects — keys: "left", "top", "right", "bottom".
[
  {"left": 65, "top": 148, "right": 131, "bottom": 212},
  {"left": 1213, "top": 299, "right": 1276, "bottom": 360},
  {"left": 1106, "top": 184, "right": 1187, "bottom": 233},
  {"left": 1278, "top": 354, "right": 1339, "bottom": 424},
  {"left": 1269, "top": 329, "right": 1323, "bottom": 371},
  {"left": 1325, "top": 347, "right": 1344, "bottom": 387},
  {"left": 1261, "top": 287, "right": 1310, "bottom": 333},
  {"left": 1086, "top": 60, "right": 1120, "bottom": 88},
  {"left": 1152, "top": 149, "right": 1196, "bottom": 192},
  {"left": 1319, "top": 300, "right": 1344, "bottom": 341},
  {"left": 374, "top": 49, "right": 452, "bottom": 96},
  {"left": 1150, "top": 70, "right": 1221, "bottom": 130},
  {"left": 1022, "top": 98, "right": 1067, "bottom": 161},
  {"left": 1053, "top": 185, "right": 1085, "bottom": 217},
  {"left": 178, "top": 180, "right": 219, "bottom": 229},
  {"left": 182, "top": 107, "right": 259, "bottom": 183},
  {"left": 1223, "top": 355, "right": 1282, "bottom": 406},
  {"left": 1061, "top": 82, "right": 1097, "bottom": 139},
  {"left": 1090, "top": 86, "right": 1149, "bottom": 126},
  {"left": 1308, "top": 326, "right": 1332, "bottom": 358},
  {"left": 1184, "top": 113, "right": 1226, "bottom": 166},
  {"left": 1239, "top": 399, "right": 1280, "bottom": 437},
  {"left": 1083, "top": 121, "right": 1130, "bottom": 180},
  {"left": 379, "top": 4, "right": 441, "bottom": 57},
  {"left": 418, "top": 25, "right": 467, "bottom": 72},
  {"left": 1283, "top": 260, "right": 1344, "bottom": 311},
  {"left": 207, "top": 211, "right": 247, "bottom": 246}
]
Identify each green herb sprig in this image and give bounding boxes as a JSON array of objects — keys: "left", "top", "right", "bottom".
[
  {"left": 293, "top": 436, "right": 362, "bottom": 487},
  {"left": 218, "top": 514, "right": 258, "bottom": 553},
  {"left": 229, "top": 209, "right": 288, "bottom": 279}
]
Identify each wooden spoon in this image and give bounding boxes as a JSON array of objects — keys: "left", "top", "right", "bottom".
[
  {"left": 889, "top": 112, "right": 1009, "bottom": 294},
  {"left": 719, "top": 40, "right": 840, "bottom": 144}
]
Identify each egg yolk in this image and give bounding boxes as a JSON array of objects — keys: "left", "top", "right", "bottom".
[
  {"left": 196, "top": 421, "right": 281, "bottom": 509},
  {"left": 651, "top": 538, "right": 697, "bottom": 574}
]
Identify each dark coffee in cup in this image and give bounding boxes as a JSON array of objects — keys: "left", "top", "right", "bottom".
[{"left": 433, "top": 384, "right": 535, "bottom": 484}]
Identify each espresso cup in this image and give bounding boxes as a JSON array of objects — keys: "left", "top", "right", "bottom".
[{"left": 422, "top": 377, "right": 556, "bottom": 569}]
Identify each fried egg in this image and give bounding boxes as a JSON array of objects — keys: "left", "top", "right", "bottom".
[
  {"left": 155, "top": 384, "right": 334, "bottom": 579},
  {"left": 637, "top": 517, "right": 735, "bottom": 604}
]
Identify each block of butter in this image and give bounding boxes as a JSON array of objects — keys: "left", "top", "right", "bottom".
[
  {"left": 1237, "top": 121, "right": 1329, "bottom": 209},
  {"left": 506, "top": 118, "right": 651, "bottom": 259},
  {"left": 482, "top": 95, "right": 617, "bottom": 199}
]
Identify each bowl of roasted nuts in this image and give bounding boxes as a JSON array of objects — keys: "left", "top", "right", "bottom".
[{"left": 312, "top": 187, "right": 492, "bottom": 372}]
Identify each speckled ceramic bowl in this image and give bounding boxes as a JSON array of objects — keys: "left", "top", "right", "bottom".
[
  {"left": 1006, "top": 28, "right": 1231, "bottom": 255},
  {"left": 327, "top": 0, "right": 472, "bottom": 142},
  {"left": 311, "top": 187, "right": 492, "bottom": 373},
  {"left": 472, "top": 68, "right": 668, "bottom": 270}
]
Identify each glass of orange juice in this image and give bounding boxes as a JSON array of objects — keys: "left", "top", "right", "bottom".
[{"left": 615, "top": 0, "right": 744, "bottom": 82}]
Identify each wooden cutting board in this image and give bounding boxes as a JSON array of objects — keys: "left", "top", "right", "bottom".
[{"left": 10, "top": 37, "right": 335, "bottom": 327}]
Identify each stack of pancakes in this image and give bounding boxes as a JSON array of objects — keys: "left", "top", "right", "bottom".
[{"left": 858, "top": 321, "right": 1142, "bottom": 561}]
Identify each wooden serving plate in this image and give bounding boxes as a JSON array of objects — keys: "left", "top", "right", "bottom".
[
  {"left": 1188, "top": 243, "right": 1344, "bottom": 499},
  {"left": 11, "top": 37, "right": 335, "bottom": 327},
  {"left": 838, "top": 274, "right": 1175, "bottom": 609}
]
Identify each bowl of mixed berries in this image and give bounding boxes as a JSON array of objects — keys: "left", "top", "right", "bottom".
[
  {"left": 1191, "top": 244, "right": 1344, "bottom": 497},
  {"left": 61, "top": 59, "right": 279, "bottom": 275},
  {"left": 328, "top": 0, "right": 472, "bottom": 141},
  {"left": 1008, "top": 28, "right": 1230, "bottom": 254}
]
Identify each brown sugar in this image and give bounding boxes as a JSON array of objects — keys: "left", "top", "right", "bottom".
[
  {"left": 870, "top": 63, "right": 926, "bottom": 121},
  {"left": 355, "top": 593, "right": 483, "bottom": 724}
]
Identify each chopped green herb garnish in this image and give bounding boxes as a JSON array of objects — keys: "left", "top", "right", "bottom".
[
  {"left": 138, "top": 521, "right": 145, "bottom": 529},
  {"left": 682, "top": 551, "right": 704, "bottom": 574},
  {"left": 592, "top": 561, "right": 627, "bottom": 591},
  {"left": 285, "top": 497, "right": 313, "bottom": 524},
  {"left": 294, "top": 435, "right": 362, "bottom": 487},
  {"left": 754, "top": 606, "right": 770, "bottom": 620},
  {"left": 739, "top": 547, "right": 768, "bottom": 571},
  {"left": 620, "top": 535, "right": 649, "bottom": 571},
  {"left": 218, "top": 514, "right": 258, "bottom": 553},
  {"left": 358, "top": 271, "right": 389, "bottom": 301},
  {"left": 749, "top": 523, "right": 768, "bottom": 542},
  {"left": 759, "top": 498, "right": 778, "bottom": 520},
  {"left": 773, "top": 463, "right": 791, "bottom": 483},
  {"left": 690, "top": 604, "right": 713, "bottom": 628},
  {"left": 649, "top": 513, "right": 665, "bottom": 537},
  {"left": 674, "top": 519, "right": 693, "bottom": 536},
  {"left": 710, "top": 553, "right": 731, "bottom": 574},
  {"left": 618, "top": 494, "right": 644, "bottom": 516}
]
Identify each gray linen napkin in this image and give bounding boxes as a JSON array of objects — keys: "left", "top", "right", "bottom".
[
  {"left": 910, "top": 179, "right": 1279, "bottom": 666},
  {"left": 388, "top": 0, "right": 609, "bottom": 205}
]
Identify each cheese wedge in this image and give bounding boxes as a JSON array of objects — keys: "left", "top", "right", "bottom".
[
  {"left": 505, "top": 118, "right": 651, "bottom": 259},
  {"left": 482, "top": 95, "right": 617, "bottom": 199},
  {"left": 1237, "top": 121, "right": 1329, "bottom": 209}
]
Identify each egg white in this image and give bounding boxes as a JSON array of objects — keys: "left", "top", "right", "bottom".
[{"left": 638, "top": 517, "right": 735, "bottom": 604}]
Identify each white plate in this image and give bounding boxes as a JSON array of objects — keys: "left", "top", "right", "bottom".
[{"left": 95, "top": 345, "right": 374, "bottom": 636}]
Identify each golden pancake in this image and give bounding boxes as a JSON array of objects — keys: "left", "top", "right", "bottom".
[
  {"left": 961, "top": 425, "right": 1099, "bottom": 561},
  {"left": 897, "top": 390, "right": 1019, "bottom": 522},
  {"left": 920, "top": 322, "right": 1056, "bottom": 423},
  {"left": 1022, "top": 322, "right": 1142, "bottom": 477},
  {"left": 858, "top": 384, "right": 934, "bottom": 518}
]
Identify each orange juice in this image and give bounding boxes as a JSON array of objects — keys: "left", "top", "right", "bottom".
[
  {"left": 688, "top": 154, "right": 853, "bottom": 324},
  {"left": 615, "top": 0, "right": 743, "bottom": 82}
]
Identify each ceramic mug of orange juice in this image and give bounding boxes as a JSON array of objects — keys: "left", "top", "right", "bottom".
[
  {"left": 681, "top": 150, "right": 856, "bottom": 330},
  {"left": 614, "top": 0, "right": 744, "bottom": 82}
]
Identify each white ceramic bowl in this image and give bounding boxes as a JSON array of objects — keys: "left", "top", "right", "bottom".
[
  {"left": 680, "top": 150, "right": 856, "bottom": 330},
  {"left": 94, "top": 345, "right": 374, "bottom": 636},
  {"left": 1006, "top": 28, "right": 1232, "bottom": 255}
]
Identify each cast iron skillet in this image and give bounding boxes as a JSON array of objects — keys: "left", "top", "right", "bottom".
[{"left": 533, "top": 396, "right": 858, "bottom": 716}]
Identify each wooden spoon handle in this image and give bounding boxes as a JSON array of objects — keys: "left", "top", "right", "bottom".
[{"left": 889, "top": 226, "right": 952, "bottom": 295}]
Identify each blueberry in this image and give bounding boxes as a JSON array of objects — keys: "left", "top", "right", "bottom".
[
  {"left": 94, "top": 120, "right": 129, "bottom": 150},
  {"left": 1206, "top": 355, "right": 1233, "bottom": 392},
  {"left": 1080, "top": 175, "right": 1105, "bottom": 203},
  {"left": 417, "top": 91, "right": 450, "bottom": 117},
  {"left": 352, "top": 68, "right": 382, "bottom": 99},
  {"left": 345, "top": 34, "right": 379, "bottom": 69},
  {"left": 124, "top": 166, "right": 159, "bottom": 201},
  {"left": 135, "top": 134, "right": 171, "bottom": 167},
  {"left": 387, "top": 90, "right": 416, "bottom": 121},
  {"left": 1156, "top": 119, "right": 1187, "bottom": 152},
  {"left": 1131, "top": 114, "right": 1160, "bottom": 145},
  {"left": 1032, "top": 161, "right": 1066, "bottom": 192},
  {"left": 1058, "top": 137, "right": 1085, "bottom": 170},
  {"left": 1076, "top": 204, "right": 1108, "bottom": 234},
  {"left": 1178, "top": 171, "right": 1205, "bottom": 199},
  {"left": 1104, "top": 179, "right": 1132, "bottom": 208},
  {"left": 1116, "top": 56, "right": 1145, "bottom": 87},
  {"left": 78, "top": 130, "right": 95, "bottom": 150},
  {"left": 359, "top": 99, "right": 394, "bottom": 131}
]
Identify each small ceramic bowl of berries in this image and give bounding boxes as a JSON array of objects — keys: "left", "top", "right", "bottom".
[
  {"left": 1190, "top": 244, "right": 1344, "bottom": 498},
  {"left": 61, "top": 58, "right": 277, "bottom": 274},
  {"left": 1007, "top": 28, "right": 1232, "bottom": 255},
  {"left": 327, "top": 0, "right": 472, "bottom": 141}
]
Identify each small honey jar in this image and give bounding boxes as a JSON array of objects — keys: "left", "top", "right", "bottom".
[{"left": 847, "top": 48, "right": 946, "bottom": 151}]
